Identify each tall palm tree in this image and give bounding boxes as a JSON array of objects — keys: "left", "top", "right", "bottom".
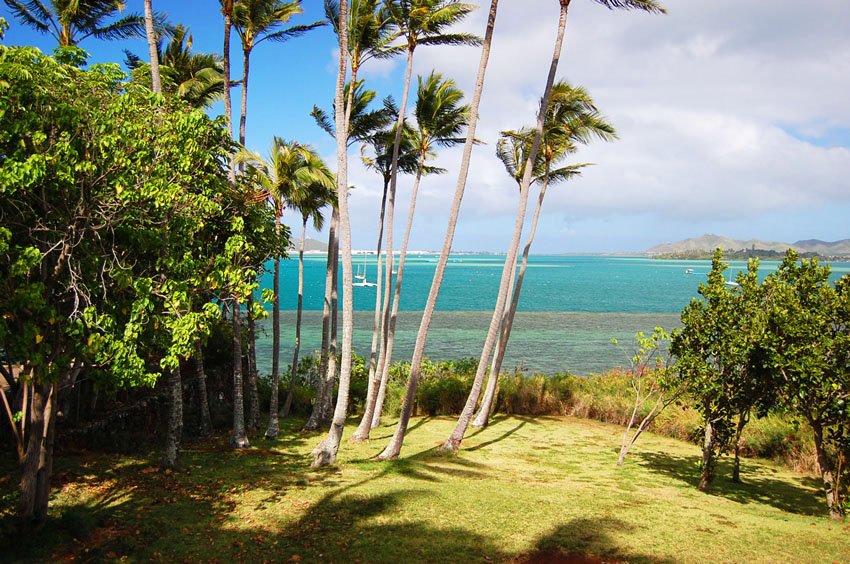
[
  {"left": 378, "top": 0, "right": 500, "bottom": 460},
  {"left": 236, "top": 139, "right": 333, "bottom": 438},
  {"left": 282, "top": 174, "right": 335, "bottom": 418},
  {"left": 373, "top": 1, "right": 480, "bottom": 423},
  {"left": 439, "top": 0, "right": 664, "bottom": 454},
  {"left": 310, "top": 0, "right": 350, "bottom": 468},
  {"left": 233, "top": 0, "right": 323, "bottom": 151},
  {"left": 473, "top": 84, "right": 615, "bottom": 428},
  {"left": 355, "top": 71, "right": 468, "bottom": 440},
  {"left": 125, "top": 25, "right": 224, "bottom": 108},
  {"left": 2, "top": 0, "right": 167, "bottom": 47},
  {"left": 306, "top": 81, "right": 394, "bottom": 430}
]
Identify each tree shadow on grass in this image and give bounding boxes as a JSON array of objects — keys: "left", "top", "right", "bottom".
[
  {"left": 519, "top": 516, "right": 676, "bottom": 564},
  {"left": 466, "top": 420, "right": 526, "bottom": 451},
  {"left": 635, "top": 450, "right": 826, "bottom": 516}
]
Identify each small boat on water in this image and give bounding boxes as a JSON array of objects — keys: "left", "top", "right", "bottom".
[{"left": 684, "top": 268, "right": 694, "bottom": 275}]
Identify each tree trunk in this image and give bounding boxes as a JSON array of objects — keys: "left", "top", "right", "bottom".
[
  {"left": 811, "top": 418, "right": 843, "bottom": 519},
  {"left": 195, "top": 342, "right": 212, "bottom": 437},
  {"left": 18, "top": 378, "right": 50, "bottom": 531},
  {"left": 231, "top": 302, "right": 250, "bottom": 448},
  {"left": 283, "top": 219, "right": 308, "bottom": 416},
  {"left": 440, "top": 1, "right": 569, "bottom": 454},
  {"left": 221, "top": 1, "right": 236, "bottom": 185},
  {"left": 162, "top": 365, "right": 183, "bottom": 468},
  {"left": 311, "top": 0, "right": 350, "bottom": 466},
  {"left": 305, "top": 210, "right": 337, "bottom": 431},
  {"left": 34, "top": 382, "right": 57, "bottom": 525},
  {"left": 474, "top": 175, "right": 550, "bottom": 428},
  {"left": 732, "top": 410, "right": 748, "bottom": 483},
  {"left": 698, "top": 418, "right": 715, "bottom": 492},
  {"left": 246, "top": 292, "right": 260, "bottom": 431},
  {"left": 266, "top": 217, "right": 283, "bottom": 438},
  {"left": 379, "top": 0, "right": 500, "bottom": 460},
  {"left": 239, "top": 47, "right": 250, "bottom": 152},
  {"left": 320, "top": 228, "right": 341, "bottom": 426},
  {"left": 369, "top": 163, "right": 425, "bottom": 434},
  {"left": 354, "top": 179, "right": 390, "bottom": 441},
  {"left": 143, "top": 0, "right": 161, "bottom": 94}
]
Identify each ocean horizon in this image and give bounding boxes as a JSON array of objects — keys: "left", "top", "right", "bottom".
[{"left": 254, "top": 254, "right": 850, "bottom": 375}]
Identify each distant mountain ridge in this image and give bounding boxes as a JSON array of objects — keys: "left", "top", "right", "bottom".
[
  {"left": 647, "top": 234, "right": 850, "bottom": 257},
  {"left": 289, "top": 237, "right": 328, "bottom": 252}
]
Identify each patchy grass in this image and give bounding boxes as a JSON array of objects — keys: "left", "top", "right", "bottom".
[{"left": 2, "top": 416, "right": 848, "bottom": 563}]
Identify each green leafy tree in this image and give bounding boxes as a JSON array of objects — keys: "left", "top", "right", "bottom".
[
  {"left": 670, "top": 250, "right": 764, "bottom": 491},
  {"left": 760, "top": 251, "right": 850, "bottom": 518},
  {"left": 0, "top": 46, "right": 273, "bottom": 527}
]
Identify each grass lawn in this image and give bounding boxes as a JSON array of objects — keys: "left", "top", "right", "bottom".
[{"left": 2, "top": 415, "right": 848, "bottom": 562}]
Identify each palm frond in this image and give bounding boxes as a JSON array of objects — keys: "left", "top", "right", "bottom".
[
  {"left": 591, "top": 0, "right": 666, "bottom": 14},
  {"left": 255, "top": 21, "right": 325, "bottom": 45},
  {"left": 2, "top": 0, "right": 52, "bottom": 35},
  {"left": 417, "top": 32, "right": 481, "bottom": 47}
]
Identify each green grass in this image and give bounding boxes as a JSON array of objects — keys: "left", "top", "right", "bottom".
[{"left": 2, "top": 416, "right": 848, "bottom": 562}]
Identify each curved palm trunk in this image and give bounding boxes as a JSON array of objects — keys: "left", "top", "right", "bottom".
[
  {"left": 475, "top": 175, "right": 550, "bottom": 428},
  {"left": 320, "top": 242, "right": 340, "bottom": 424},
  {"left": 283, "top": 219, "right": 308, "bottom": 416},
  {"left": 265, "top": 215, "right": 283, "bottom": 438},
  {"left": 231, "top": 302, "right": 250, "bottom": 448},
  {"left": 195, "top": 341, "right": 213, "bottom": 437},
  {"left": 311, "top": 0, "right": 350, "bottom": 467},
  {"left": 239, "top": 48, "right": 250, "bottom": 154},
  {"left": 144, "top": 0, "right": 161, "bottom": 94},
  {"left": 305, "top": 210, "right": 338, "bottom": 431},
  {"left": 353, "top": 180, "right": 390, "bottom": 441},
  {"left": 440, "top": 1, "right": 569, "bottom": 454},
  {"left": 370, "top": 160, "right": 426, "bottom": 433},
  {"left": 378, "top": 0, "right": 500, "bottom": 460}
]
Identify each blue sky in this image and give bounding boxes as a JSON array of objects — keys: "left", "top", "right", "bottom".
[{"left": 3, "top": 0, "right": 849, "bottom": 253}]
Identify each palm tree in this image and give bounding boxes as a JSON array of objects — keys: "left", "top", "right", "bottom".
[
  {"left": 237, "top": 139, "right": 333, "bottom": 438},
  {"left": 355, "top": 71, "right": 469, "bottom": 440},
  {"left": 233, "top": 0, "right": 323, "bottom": 150},
  {"left": 473, "top": 85, "right": 616, "bottom": 428},
  {"left": 125, "top": 25, "right": 224, "bottom": 108},
  {"left": 378, "top": 0, "right": 500, "bottom": 460},
  {"left": 373, "top": 1, "right": 480, "bottom": 426},
  {"left": 305, "top": 81, "right": 394, "bottom": 430},
  {"left": 2, "top": 0, "right": 167, "bottom": 47},
  {"left": 282, "top": 173, "right": 335, "bottom": 418},
  {"left": 439, "top": 0, "right": 664, "bottom": 454},
  {"left": 310, "top": 0, "right": 350, "bottom": 468}
]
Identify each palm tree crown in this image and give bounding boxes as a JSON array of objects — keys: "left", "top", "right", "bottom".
[
  {"left": 311, "top": 80, "right": 395, "bottom": 148},
  {"left": 325, "top": 0, "right": 399, "bottom": 73},
  {"left": 386, "top": 0, "right": 481, "bottom": 53},
  {"left": 413, "top": 71, "right": 469, "bottom": 162},
  {"left": 2, "top": 0, "right": 170, "bottom": 46},
  {"left": 233, "top": 0, "right": 324, "bottom": 56}
]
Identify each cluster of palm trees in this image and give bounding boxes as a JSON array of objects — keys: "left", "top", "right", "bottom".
[{"left": 4, "top": 0, "right": 666, "bottom": 467}]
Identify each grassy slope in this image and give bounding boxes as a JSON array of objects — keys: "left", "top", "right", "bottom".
[{"left": 3, "top": 416, "right": 848, "bottom": 563}]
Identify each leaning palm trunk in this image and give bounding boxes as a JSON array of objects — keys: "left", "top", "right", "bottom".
[
  {"left": 370, "top": 160, "right": 426, "bottom": 433},
  {"left": 320, "top": 242, "right": 340, "bottom": 425},
  {"left": 144, "top": 0, "right": 161, "bottom": 94},
  {"left": 231, "top": 302, "right": 250, "bottom": 448},
  {"left": 283, "top": 219, "right": 309, "bottom": 416},
  {"left": 305, "top": 209, "right": 338, "bottom": 431},
  {"left": 222, "top": 1, "right": 236, "bottom": 185},
  {"left": 474, "top": 173, "right": 550, "bottom": 428},
  {"left": 440, "top": 2, "right": 569, "bottom": 454},
  {"left": 311, "top": 0, "right": 350, "bottom": 466},
  {"left": 265, "top": 215, "right": 284, "bottom": 438},
  {"left": 353, "top": 181, "right": 390, "bottom": 441},
  {"left": 379, "top": 0, "right": 500, "bottom": 460}
]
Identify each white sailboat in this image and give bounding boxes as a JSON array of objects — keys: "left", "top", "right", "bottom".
[
  {"left": 355, "top": 254, "right": 366, "bottom": 280},
  {"left": 353, "top": 254, "right": 377, "bottom": 287}
]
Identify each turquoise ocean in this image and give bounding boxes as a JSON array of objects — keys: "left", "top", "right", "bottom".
[{"left": 254, "top": 255, "right": 850, "bottom": 376}]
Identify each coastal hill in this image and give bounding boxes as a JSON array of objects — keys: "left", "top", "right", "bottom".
[
  {"left": 288, "top": 237, "right": 328, "bottom": 253},
  {"left": 647, "top": 233, "right": 850, "bottom": 257}
]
